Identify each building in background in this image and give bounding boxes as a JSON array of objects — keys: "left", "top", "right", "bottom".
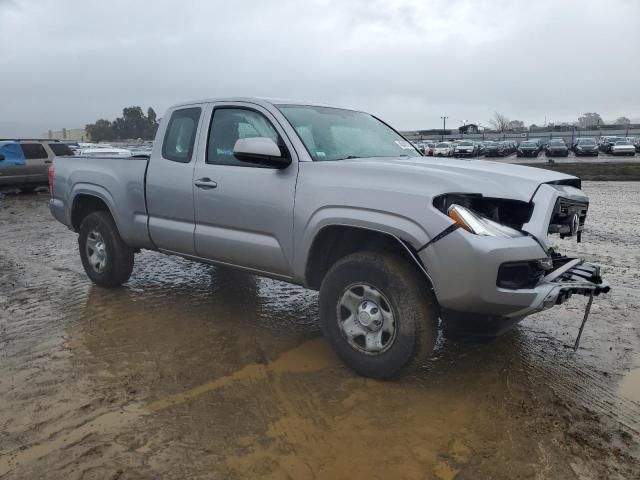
[
  {"left": 45, "top": 128, "right": 89, "bottom": 141},
  {"left": 458, "top": 123, "right": 480, "bottom": 134}
]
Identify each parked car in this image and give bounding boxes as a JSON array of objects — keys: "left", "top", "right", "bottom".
[
  {"left": 599, "top": 136, "right": 619, "bottom": 153},
  {"left": 516, "top": 140, "right": 541, "bottom": 157},
  {"left": 433, "top": 142, "right": 454, "bottom": 157},
  {"left": 0, "top": 139, "right": 73, "bottom": 190},
  {"left": 483, "top": 141, "right": 505, "bottom": 157},
  {"left": 625, "top": 137, "right": 640, "bottom": 153},
  {"left": 453, "top": 141, "right": 478, "bottom": 157},
  {"left": 610, "top": 139, "right": 636, "bottom": 156},
  {"left": 49, "top": 97, "right": 609, "bottom": 379},
  {"left": 573, "top": 138, "right": 599, "bottom": 157},
  {"left": 500, "top": 141, "right": 515, "bottom": 156},
  {"left": 545, "top": 139, "right": 569, "bottom": 157}
]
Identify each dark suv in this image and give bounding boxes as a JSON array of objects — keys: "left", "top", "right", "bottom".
[
  {"left": 573, "top": 138, "right": 599, "bottom": 157},
  {"left": 517, "top": 140, "right": 541, "bottom": 157},
  {"left": 545, "top": 139, "right": 569, "bottom": 157}
]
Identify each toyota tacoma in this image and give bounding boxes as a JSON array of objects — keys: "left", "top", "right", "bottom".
[{"left": 49, "top": 98, "right": 609, "bottom": 378}]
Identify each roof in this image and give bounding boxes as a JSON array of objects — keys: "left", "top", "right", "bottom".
[{"left": 168, "top": 97, "right": 360, "bottom": 112}]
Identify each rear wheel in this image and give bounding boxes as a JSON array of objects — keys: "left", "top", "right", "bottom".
[
  {"left": 319, "top": 251, "right": 439, "bottom": 379},
  {"left": 78, "top": 211, "right": 134, "bottom": 288}
]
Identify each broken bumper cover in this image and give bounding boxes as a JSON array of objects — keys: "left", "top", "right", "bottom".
[
  {"left": 532, "top": 257, "right": 609, "bottom": 313},
  {"left": 418, "top": 229, "right": 609, "bottom": 320}
]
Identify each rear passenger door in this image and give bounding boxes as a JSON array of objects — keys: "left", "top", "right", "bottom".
[
  {"left": 146, "top": 106, "right": 203, "bottom": 255},
  {"left": 20, "top": 142, "right": 51, "bottom": 175},
  {"left": 192, "top": 103, "right": 298, "bottom": 277}
]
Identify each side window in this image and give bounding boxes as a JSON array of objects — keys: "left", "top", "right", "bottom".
[
  {"left": 48, "top": 143, "right": 74, "bottom": 156},
  {"left": 162, "top": 107, "right": 201, "bottom": 163},
  {"left": 207, "top": 108, "right": 280, "bottom": 166},
  {"left": 20, "top": 143, "right": 48, "bottom": 160}
]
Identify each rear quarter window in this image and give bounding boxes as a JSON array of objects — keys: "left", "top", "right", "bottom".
[
  {"left": 162, "top": 107, "right": 202, "bottom": 163},
  {"left": 48, "top": 143, "right": 74, "bottom": 156},
  {"left": 20, "top": 143, "right": 48, "bottom": 160}
]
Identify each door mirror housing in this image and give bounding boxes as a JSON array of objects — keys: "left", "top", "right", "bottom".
[{"left": 233, "top": 137, "right": 291, "bottom": 168}]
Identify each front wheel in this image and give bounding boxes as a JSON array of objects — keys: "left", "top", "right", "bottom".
[
  {"left": 78, "top": 211, "right": 134, "bottom": 288},
  {"left": 319, "top": 251, "right": 439, "bottom": 379}
]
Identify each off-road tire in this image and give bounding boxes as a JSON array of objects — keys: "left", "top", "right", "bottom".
[
  {"left": 78, "top": 211, "right": 134, "bottom": 288},
  {"left": 319, "top": 251, "right": 439, "bottom": 379}
]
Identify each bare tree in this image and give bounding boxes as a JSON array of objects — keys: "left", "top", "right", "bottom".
[
  {"left": 489, "top": 112, "right": 510, "bottom": 132},
  {"left": 615, "top": 116, "right": 631, "bottom": 125}
]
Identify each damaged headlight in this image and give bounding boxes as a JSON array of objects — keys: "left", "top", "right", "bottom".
[{"left": 448, "top": 204, "right": 525, "bottom": 238}]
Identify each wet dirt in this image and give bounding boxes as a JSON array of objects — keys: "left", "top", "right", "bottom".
[{"left": 0, "top": 182, "right": 639, "bottom": 479}]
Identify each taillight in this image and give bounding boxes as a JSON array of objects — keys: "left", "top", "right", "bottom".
[{"left": 48, "top": 164, "right": 55, "bottom": 196}]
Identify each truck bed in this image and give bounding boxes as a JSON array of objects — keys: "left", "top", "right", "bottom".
[{"left": 50, "top": 155, "right": 154, "bottom": 249}]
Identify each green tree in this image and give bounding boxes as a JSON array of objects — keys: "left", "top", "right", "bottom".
[
  {"left": 86, "top": 106, "right": 159, "bottom": 141},
  {"left": 146, "top": 107, "right": 159, "bottom": 139},
  {"left": 85, "top": 119, "right": 114, "bottom": 142},
  {"left": 113, "top": 106, "right": 147, "bottom": 139}
]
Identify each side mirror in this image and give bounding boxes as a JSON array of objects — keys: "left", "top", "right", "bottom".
[
  {"left": 233, "top": 137, "right": 291, "bottom": 168},
  {"left": 0, "top": 153, "right": 4, "bottom": 161}
]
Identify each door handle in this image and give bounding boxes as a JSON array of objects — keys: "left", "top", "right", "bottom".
[
  {"left": 194, "top": 178, "right": 217, "bottom": 189},
  {"left": 44, "top": 160, "right": 52, "bottom": 164}
]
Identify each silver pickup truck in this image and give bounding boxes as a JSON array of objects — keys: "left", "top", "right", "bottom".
[{"left": 49, "top": 97, "right": 609, "bottom": 378}]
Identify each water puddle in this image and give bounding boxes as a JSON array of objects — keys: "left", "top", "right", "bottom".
[{"left": 619, "top": 368, "right": 640, "bottom": 403}]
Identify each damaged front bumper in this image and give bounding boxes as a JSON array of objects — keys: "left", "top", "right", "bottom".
[
  {"left": 537, "top": 255, "right": 609, "bottom": 306},
  {"left": 506, "top": 255, "right": 610, "bottom": 319},
  {"left": 419, "top": 182, "right": 610, "bottom": 323}
]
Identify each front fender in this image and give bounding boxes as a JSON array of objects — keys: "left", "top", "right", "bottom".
[{"left": 293, "top": 206, "right": 433, "bottom": 281}]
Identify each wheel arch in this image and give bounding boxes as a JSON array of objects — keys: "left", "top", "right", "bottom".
[
  {"left": 71, "top": 190, "right": 117, "bottom": 232},
  {"left": 304, "top": 224, "right": 434, "bottom": 292}
]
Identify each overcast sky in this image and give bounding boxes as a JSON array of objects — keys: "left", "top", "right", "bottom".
[{"left": 1, "top": 0, "right": 639, "bottom": 136}]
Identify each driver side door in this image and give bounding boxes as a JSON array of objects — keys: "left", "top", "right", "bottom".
[{"left": 192, "top": 103, "right": 299, "bottom": 278}]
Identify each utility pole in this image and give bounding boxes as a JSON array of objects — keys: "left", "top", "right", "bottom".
[{"left": 440, "top": 116, "right": 448, "bottom": 141}]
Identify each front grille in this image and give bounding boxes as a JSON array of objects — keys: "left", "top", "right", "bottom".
[{"left": 548, "top": 198, "right": 588, "bottom": 241}]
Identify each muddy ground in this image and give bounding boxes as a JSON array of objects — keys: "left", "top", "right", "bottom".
[{"left": 0, "top": 182, "right": 639, "bottom": 479}]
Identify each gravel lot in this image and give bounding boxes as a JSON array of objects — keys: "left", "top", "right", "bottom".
[{"left": 0, "top": 183, "right": 639, "bottom": 479}]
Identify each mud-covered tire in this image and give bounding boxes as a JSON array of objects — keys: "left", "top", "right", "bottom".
[
  {"left": 319, "top": 251, "right": 439, "bottom": 379},
  {"left": 78, "top": 211, "right": 134, "bottom": 288}
]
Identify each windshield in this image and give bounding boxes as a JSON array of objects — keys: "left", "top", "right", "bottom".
[
  {"left": 458, "top": 141, "right": 473, "bottom": 146},
  {"left": 578, "top": 139, "right": 596, "bottom": 145},
  {"left": 550, "top": 141, "right": 565, "bottom": 146},
  {"left": 277, "top": 105, "right": 420, "bottom": 161},
  {"left": 615, "top": 140, "right": 630, "bottom": 145},
  {"left": 436, "top": 143, "right": 450, "bottom": 148},
  {"left": 521, "top": 142, "right": 536, "bottom": 147}
]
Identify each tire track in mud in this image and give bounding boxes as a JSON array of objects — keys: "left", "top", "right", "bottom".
[{"left": 1, "top": 186, "right": 640, "bottom": 478}]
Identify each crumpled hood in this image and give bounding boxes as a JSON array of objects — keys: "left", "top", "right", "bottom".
[{"left": 342, "top": 157, "right": 578, "bottom": 202}]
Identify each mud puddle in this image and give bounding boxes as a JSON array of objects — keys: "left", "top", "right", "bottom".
[
  {"left": 1, "top": 183, "right": 640, "bottom": 479},
  {"left": 620, "top": 362, "right": 640, "bottom": 403}
]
